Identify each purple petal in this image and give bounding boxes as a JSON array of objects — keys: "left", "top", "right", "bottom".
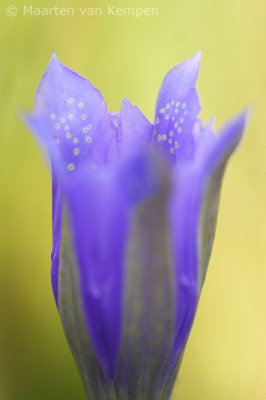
[
  {"left": 114, "top": 154, "right": 175, "bottom": 399},
  {"left": 197, "top": 111, "right": 248, "bottom": 287},
  {"left": 29, "top": 53, "right": 119, "bottom": 306},
  {"left": 168, "top": 111, "right": 248, "bottom": 375},
  {"left": 58, "top": 213, "right": 112, "bottom": 400},
  {"left": 118, "top": 98, "right": 154, "bottom": 152},
  {"left": 153, "top": 52, "right": 202, "bottom": 163},
  {"left": 64, "top": 151, "right": 175, "bottom": 396},
  {"left": 64, "top": 167, "right": 126, "bottom": 379},
  {"left": 34, "top": 52, "right": 118, "bottom": 174}
]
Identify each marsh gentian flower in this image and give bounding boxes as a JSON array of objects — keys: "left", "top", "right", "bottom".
[{"left": 25, "top": 52, "right": 247, "bottom": 400}]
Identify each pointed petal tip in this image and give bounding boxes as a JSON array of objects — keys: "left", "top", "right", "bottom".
[
  {"left": 17, "top": 107, "right": 28, "bottom": 121},
  {"left": 170, "top": 51, "right": 202, "bottom": 87},
  {"left": 121, "top": 97, "right": 141, "bottom": 115},
  {"left": 50, "top": 51, "right": 60, "bottom": 65},
  {"left": 243, "top": 105, "right": 253, "bottom": 125},
  {"left": 191, "top": 50, "right": 202, "bottom": 62},
  {"left": 182, "top": 50, "right": 202, "bottom": 68},
  {"left": 186, "top": 50, "right": 202, "bottom": 77},
  {"left": 47, "top": 52, "right": 64, "bottom": 72},
  {"left": 216, "top": 107, "right": 251, "bottom": 155},
  {"left": 219, "top": 107, "right": 250, "bottom": 135},
  {"left": 231, "top": 107, "right": 251, "bottom": 132},
  {"left": 121, "top": 97, "right": 131, "bottom": 107},
  {"left": 20, "top": 110, "right": 34, "bottom": 127}
]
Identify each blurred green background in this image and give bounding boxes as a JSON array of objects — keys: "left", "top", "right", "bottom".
[{"left": 0, "top": 0, "right": 265, "bottom": 399}]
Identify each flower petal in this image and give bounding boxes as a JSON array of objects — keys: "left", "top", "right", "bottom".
[
  {"left": 63, "top": 151, "right": 162, "bottom": 379},
  {"left": 63, "top": 151, "right": 175, "bottom": 397},
  {"left": 153, "top": 52, "right": 201, "bottom": 163},
  {"left": 114, "top": 155, "right": 176, "bottom": 400},
  {"left": 118, "top": 98, "right": 154, "bottom": 151},
  {"left": 63, "top": 166, "right": 128, "bottom": 380},
  {"left": 58, "top": 213, "right": 113, "bottom": 400},
  {"left": 197, "top": 110, "right": 248, "bottom": 287},
  {"left": 27, "top": 54, "right": 120, "bottom": 306},
  {"left": 34, "top": 52, "right": 118, "bottom": 174},
  {"left": 167, "top": 111, "right": 248, "bottom": 380}
]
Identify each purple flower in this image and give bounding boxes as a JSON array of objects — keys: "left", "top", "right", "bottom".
[{"left": 24, "top": 52, "right": 247, "bottom": 400}]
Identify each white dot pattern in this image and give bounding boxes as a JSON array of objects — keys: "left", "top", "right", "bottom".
[
  {"left": 153, "top": 99, "right": 190, "bottom": 156},
  {"left": 50, "top": 97, "right": 95, "bottom": 172}
]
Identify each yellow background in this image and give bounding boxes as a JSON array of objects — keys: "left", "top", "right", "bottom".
[{"left": 0, "top": 0, "right": 265, "bottom": 399}]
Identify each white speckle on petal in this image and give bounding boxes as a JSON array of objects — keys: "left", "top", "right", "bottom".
[
  {"left": 65, "top": 125, "right": 70, "bottom": 130},
  {"left": 60, "top": 117, "right": 66, "bottom": 123},
  {"left": 174, "top": 141, "right": 179, "bottom": 149},
  {"left": 166, "top": 104, "right": 170, "bottom": 109},
  {"left": 50, "top": 113, "right": 56, "bottom": 120},
  {"left": 169, "top": 131, "right": 174, "bottom": 137},
  {"left": 83, "top": 127, "right": 88, "bottom": 133},
  {"left": 67, "top": 98, "right": 74, "bottom": 104},
  {"left": 178, "top": 127, "right": 182, "bottom": 133},
  {"left": 174, "top": 109, "right": 178, "bottom": 114},
  {"left": 74, "top": 148, "right": 79, "bottom": 155},
  {"left": 170, "top": 148, "right": 175, "bottom": 154},
  {"left": 55, "top": 123, "right": 60, "bottom": 130},
  {"left": 68, "top": 114, "right": 74, "bottom": 120},
  {"left": 168, "top": 138, "right": 173, "bottom": 144},
  {"left": 81, "top": 114, "right": 87, "bottom": 120},
  {"left": 165, "top": 115, "right": 169, "bottom": 120},
  {"left": 156, "top": 118, "right": 160, "bottom": 124},
  {"left": 78, "top": 102, "right": 84, "bottom": 108},
  {"left": 176, "top": 102, "right": 180, "bottom": 107},
  {"left": 67, "top": 163, "right": 75, "bottom": 171},
  {"left": 174, "top": 122, "right": 179, "bottom": 128},
  {"left": 158, "top": 135, "right": 162, "bottom": 141},
  {"left": 182, "top": 103, "right": 187, "bottom": 109},
  {"left": 163, "top": 134, "right": 167, "bottom": 140},
  {"left": 66, "top": 132, "right": 72, "bottom": 139},
  {"left": 180, "top": 118, "right": 184, "bottom": 123},
  {"left": 86, "top": 136, "right": 92, "bottom": 143},
  {"left": 73, "top": 137, "right": 78, "bottom": 143}
]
